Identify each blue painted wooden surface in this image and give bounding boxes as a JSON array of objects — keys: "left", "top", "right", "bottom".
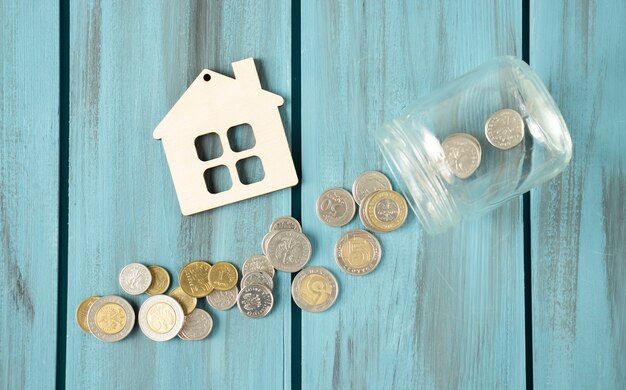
[
  {"left": 1, "top": 1, "right": 625, "bottom": 389},
  {"left": 0, "top": 2, "right": 59, "bottom": 389},
  {"left": 530, "top": 0, "right": 626, "bottom": 388}
]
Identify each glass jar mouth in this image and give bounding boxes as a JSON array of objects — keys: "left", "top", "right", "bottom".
[{"left": 376, "top": 119, "right": 460, "bottom": 235}]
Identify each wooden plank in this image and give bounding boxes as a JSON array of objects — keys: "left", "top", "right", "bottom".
[
  {"left": 65, "top": 1, "right": 292, "bottom": 388},
  {"left": 530, "top": 1, "right": 626, "bottom": 388},
  {"left": 0, "top": 2, "right": 59, "bottom": 389},
  {"left": 300, "top": 1, "right": 525, "bottom": 388}
]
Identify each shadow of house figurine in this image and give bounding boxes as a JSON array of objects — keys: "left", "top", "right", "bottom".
[{"left": 153, "top": 58, "right": 298, "bottom": 215}]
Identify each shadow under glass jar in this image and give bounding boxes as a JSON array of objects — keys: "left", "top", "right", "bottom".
[{"left": 376, "top": 56, "right": 572, "bottom": 235}]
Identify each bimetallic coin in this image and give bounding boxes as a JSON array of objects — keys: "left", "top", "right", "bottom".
[
  {"left": 270, "top": 216, "right": 302, "bottom": 232},
  {"left": 266, "top": 230, "right": 312, "bottom": 273},
  {"left": 352, "top": 171, "right": 393, "bottom": 205},
  {"left": 291, "top": 267, "right": 338, "bottom": 312},
  {"left": 75, "top": 296, "right": 100, "bottom": 333},
  {"left": 363, "top": 190, "right": 408, "bottom": 233},
  {"left": 206, "top": 286, "right": 238, "bottom": 311},
  {"left": 241, "top": 271, "right": 274, "bottom": 290},
  {"left": 316, "top": 188, "right": 356, "bottom": 227},
  {"left": 441, "top": 133, "right": 482, "bottom": 179},
  {"left": 242, "top": 255, "right": 275, "bottom": 278},
  {"left": 485, "top": 108, "right": 525, "bottom": 150},
  {"left": 237, "top": 284, "right": 274, "bottom": 319},
  {"left": 118, "top": 263, "right": 152, "bottom": 295},
  {"left": 87, "top": 295, "right": 135, "bottom": 342},
  {"left": 145, "top": 266, "right": 171, "bottom": 295},
  {"left": 169, "top": 287, "right": 197, "bottom": 315},
  {"left": 335, "top": 230, "right": 382, "bottom": 275},
  {"left": 179, "top": 261, "right": 213, "bottom": 297},
  {"left": 138, "top": 295, "right": 185, "bottom": 342},
  {"left": 178, "top": 308, "right": 213, "bottom": 341},
  {"left": 207, "top": 262, "right": 238, "bottom": 291}
]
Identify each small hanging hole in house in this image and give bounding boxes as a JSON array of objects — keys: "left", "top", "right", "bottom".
[
  {"left": 204, "top": 165, "right": 232, "bottom": 194},
  {"left": 203, "top": 73, "right": 211, "bottom": 81},
  {"left": 195, "top": 132, "right": 223, "bottom": 161},
  {"left": 236, "top": 156, "right": 265, "bottom": 185},
  {"left": 227, "top": 123, "right": 256, "bottom": 152}
]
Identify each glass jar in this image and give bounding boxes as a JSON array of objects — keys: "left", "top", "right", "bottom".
[{"left": 375, "top": 56, "right": 572, "bottom": 234}]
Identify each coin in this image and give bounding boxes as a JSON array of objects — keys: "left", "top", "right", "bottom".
[
  {"left": 179, "top": 261, "right": 213, "bottom": 297},
  {"left": 241, "top": 271, "right": 274, "bottom": 290},
  {"left": 138, "top": 295, "right": 185, "bottom": 342},
  {"left": 352, "top": 171, "right": 392, "bottom": 205},
  {"left": 261, "top": 231, "right": 278, "bottom": 256},
  {"left": 87, "top": 296, "right": 135, "bottom": 342},
  {"left": 316, "top": 188, "right": 356, "bottom": 227},
  {"left": 270, "top": 216, "right": 302, "bottom": 232},
  {"left": 145, "top": 266, "right": 171, "bottom": 295},
  {"left": 485, "top": 108, "right": 524, "bottom": 150},
  {"left": 169, "top": 287, "right": 197, "bottom": 315},
  {"left": 75, "top": 296, "right": 100, "bottom": 333},
  {"left": 335, "top": 229, "right": 382, "bottom": 275},
  {"left": 206, "top": 286, "right": 238, "bottom": 311},
  {"left": 178, "top": 308, "right": 213, "bottom": 341},
  {"left": 118, "top": 263, "right": 152, "bottom": 295},
  {"left": 207, "top": 262, "right": 238, "bottom": 291},
  {"left": 237, "top": 284, "right": 274, "bottom": 319},
  {"left": 291, "top": 266, "right": 339, "bottom": 312},
  {"left": 242, "top": 255, "right": 275, "bottom": 278},
  {"left": 266, "top": 230, "right": 312, "bottom": 272},
  {"left": 441, "top": 133, "right": 482, "bottom": 179},
  {"left": 362, "top": 190, "right": 408, "bottom": 233}
]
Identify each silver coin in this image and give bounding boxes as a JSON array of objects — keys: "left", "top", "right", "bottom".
[
  {"left": 178, "top": 308, "right": 213, "bottom": 341},
  {"left": 242, "top": 255, "right": 275, "bottom": 278},
  {"left": 206, "top": 286, "right": 238, "bottom": 311},
  {"left": 269, "top": 216, "right": 302, "bottom": 232},
  {"left": 266, "top": 230, "right": 312, "bottom": 273},
  {"left": 291, "top": 266, "right": 339, "bottom": 312},
  {"left": 261, "top": 231, "right": 279, "bottom": 256},
  {"left": 138, "top": 294, "right": 185, "bottom": 341},
  {"left": 351, "top": 171, "right": 392, "bottom": 205},
  {"left": 485, "top": 108, "right": 524, "bottom": 150},
  {"left": 441, "top": 133, "right": 482, "bottom": 179},
  {"left": 118, "top": 263, "right": 152, "bottom": 295},
  {"left": 334, "top": 229, "right": 382, "bottom": 275},
  {"left": 241, "top": 271, "right": 274, "bottom": 290},
  {"left": 237, "top": 284, "right": 274, "bottom": 319},
  {"left": 316, "top": 188, "right": 356, "bottom": 227},
  {"left": 86, "top": 295, "right": 135, "bottom": 342}
]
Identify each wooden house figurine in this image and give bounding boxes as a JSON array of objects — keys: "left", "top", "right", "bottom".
[{"left": 153, "top": 58, "right": 298, "bottom": 215}]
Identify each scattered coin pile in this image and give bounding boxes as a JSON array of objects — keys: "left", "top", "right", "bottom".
[
  {"left": 442, "top": 108, "right": 525, "bottom": 179},
  {"left": 316, "top": 171, "right": 407, "bottom": 276}
]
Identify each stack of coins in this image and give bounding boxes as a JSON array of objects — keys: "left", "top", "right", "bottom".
[
  {"left": 262, "top": 216, "right": 312, "bottom": 273},
  {"left": 238, "top": 254, "right": 275, "bottom": 319}
]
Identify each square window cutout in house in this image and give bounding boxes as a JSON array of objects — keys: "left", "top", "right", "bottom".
[
  {"left": 227, "top": 123, "right": 256, "bottom": 152},
  {"left": 195, "top": 132, "right": 223, "bottom": 161},
  {"left": 204, "top": 165, "right": 232, "bottom": 194},
  {"left": 236, "top": 156, "right": 265, "bottom": 185}
]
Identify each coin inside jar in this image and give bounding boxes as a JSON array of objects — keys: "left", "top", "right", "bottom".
[
  {"left": 291, "top": 266, "right": 338, "bottom": 312},
  {"left": 138, "top": 295, "right": 185, "bottom": 342},
  {"left": 75, "top": 296, "right": 100, "bottom": 333},
  {"left": 316, "top": 188, "right": 356, "bottom": 227},
  {"left": 485, "top": 108, "right": 525, "bottom": 150},
  {"left": 118, "top": 263, "right": 152, "bottom": 295},
  {"left": 441, "top": 133, "right": 482, "bottom": 179},
  {"left": 87, "top": 295, "right": 135, "bottom": 342},
  {"left": 178, "top": 261, "right": 213, "bottom": 297},
  {"left": 207, "top": 262, "right": 238, "bottom": 291},
  {"left": 266, "top": 230, "right": 312, "bottom": 272},
  {"left": 362, "top": 190, "right": 408, "bottom": 233},
  {"left": 169, "top": 287, "right": 197, "bottom": 315},
  {"left": 335, "top": 230, "right": 382, "bottom": 275},
  {"left": 352, "top": 171, "right": 392, "bottom": 205},
  {"left": 237, "top": 284, "right": 274, "bottom": 319},
  {"left": 145, "top": 266, "right": 171, "bottom": 295}
]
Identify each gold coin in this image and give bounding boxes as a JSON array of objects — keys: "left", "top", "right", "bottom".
[
  {"left": 207, "top": 262, "right": 239, "bottom": 291},
  {"left": 145, "top": 266, "right": 171, "bottom": 295},
  {"left": 178, "top": 261, "right": 213, "bottom": 297},
  {"left": 169, "top": 286, "right": 197, "bottom": 315},
  {"left": 95, "top": 303, "right": 128, "bottom": 334},
  {"left": 75, "top": 296, "right": 100, "bottom": 333},
  {"left": 364, "top": 190, "right": 408, "bottom": 232}
]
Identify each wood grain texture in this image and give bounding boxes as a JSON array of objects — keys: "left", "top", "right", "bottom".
[
  {"left": 530, "top": 0, "right": 626, "bottom": 388},
  {"left": 300, "top": 1, "right": 525, "bottom": 389},
  {"left": 65, "top": 1, "right": 291, "bottom": 388},
  {"left": 0, "top": 2, "right": 59, "bottom": 389}
]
